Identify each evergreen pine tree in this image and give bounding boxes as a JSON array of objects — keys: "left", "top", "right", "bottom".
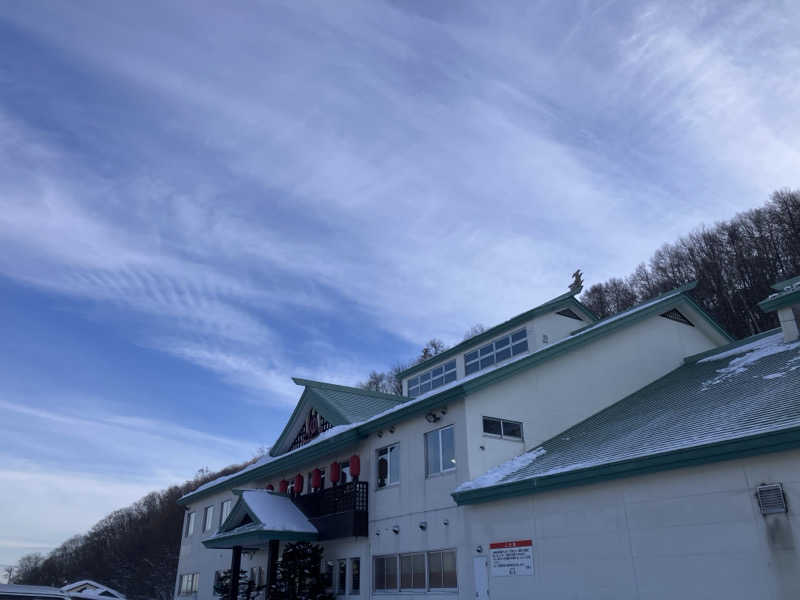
[{"left": 268, "top": 542, "right": 333, "bottom": 600}]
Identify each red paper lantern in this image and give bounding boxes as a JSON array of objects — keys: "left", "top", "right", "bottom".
[
  {"left": 266, "top": 484, "right": 274, "bottom": 492},
  {"left": 311, "top": 468, "right": 322, "bottom": 490},
  {"left": 294, "top": 473, "right": 304, "bottom": 495},
  {"left": 350, "top": 454, "right": 360, "bottom": 479},
  {"left": 329, "top": 461, "right": 341, "bottom": 484},
  {"left": 279, "top": 479, "right": 289, "bottom": 494}
]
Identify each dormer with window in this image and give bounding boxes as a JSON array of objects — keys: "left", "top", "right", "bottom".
[{"left": 400, "top": 288, "right": 597, "bottom": 397}]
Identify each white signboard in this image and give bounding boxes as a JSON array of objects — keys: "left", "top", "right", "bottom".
[{"left": 490, "top": 539, "right": 533, "bottom": 577}]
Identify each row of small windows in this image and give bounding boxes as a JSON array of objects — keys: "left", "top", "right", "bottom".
[
  {"left": 408, "top": 329, "right": 530, "bottom": 396},
  {"left": 374, "top": 550, "right": 457, "bottom": 592},
  {"left": 465, "top": 328, "right": 528, "bottom": 375},
  {"left": 323, "top": 557, "right": 360, "bottom": 595},
  {"left": 184, "top": 499, "right": 232, "bottom": 538},
  {"left": 407, "top": 360, "right": 456, "bottom": 397}
]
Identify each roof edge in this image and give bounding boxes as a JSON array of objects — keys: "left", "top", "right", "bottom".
[
  {"left": 683, "top": 328, "right": 780, "bottom": 364},
  {"left": 452, "top": 425, "right": 800, "bottom": 505},
  {"left": 291, "top": 377, "right": 404, "bottom": 401}
]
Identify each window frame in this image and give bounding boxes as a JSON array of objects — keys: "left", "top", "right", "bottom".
[
  {"left": 482, "top": 416, "right": 523, "bottom": 441},
  {"left": 179, "top": 573, "right": 199, "bottom": 595},
  {"left": 425, "top": 424, "right": 456, "bottom": 477},
  {"left": 427, "top": 549, "right": 457, "bottom": 590},
  {"left": 376, "top": 443, "right": 400, "bottom": 489},
  {"left": 407, "top": 359, "right": 457, "bottom": 397},
  {"left": 203, "top": 505, "right": 214, "bottom": 532},
  {"left": 220, "top": 499, "right": 232, "bottom": 526},
  {"left": 373, "top": 554, "right": 399, "bottom": 592},
  {"left": 464, "top": 328, "right": 528, "bottom": 376},
  {"left": 399, "top": 552, "right": 426, "bottom": 591},
  {"left": 185, "top": 511, "right": 196, "bottom": 537},
  {"left": 349, "top": 557, "right": 360, "bottom": 595}
]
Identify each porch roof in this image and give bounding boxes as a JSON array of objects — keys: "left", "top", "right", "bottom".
[{"left": 202, "top": 490, "right": 318, "bottom": 549}]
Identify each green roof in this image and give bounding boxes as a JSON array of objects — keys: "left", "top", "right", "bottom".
[
  {"left": 179, "top": 282, "right": 729, "bottom": 505},
  {"left": 759, "top": 274, "right": 800, "bottom": 313},
  {"left": 269, "top": 379, "right": 404, "bottom": 456},
  {"left": 398, "top": 290, "right": 598, "bottom": 379},
  {"left": 453, "top": 329, "right": 800, "bottom": 505}
]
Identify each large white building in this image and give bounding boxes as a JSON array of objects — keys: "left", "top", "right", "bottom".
[{"left": 174, "top": 276, "right": 800, "bottom": 600}]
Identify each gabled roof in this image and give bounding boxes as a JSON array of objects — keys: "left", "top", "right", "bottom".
[
  {"left": 759, "top": 274, "right": 800, "bottom": 313},
  {"left": 60, "top": 582, "right": 125, "bottom": 600},
  {"left": 1, "top": 585, "right": 69, "bottom": 599},
  {"left": 453, "top": 330, "right": 800, "bottom": 505},
  {"left": 398, "top": 289, "right": 598, "bottom": 379},
  {"left": 203, "top": 489, "right": 318, "bottom": 548},
  {"left": 269, "top": 379, "right": 404, "bottom": 456},
  {"left": 179, "top": 282, "right": 729, "bottom": 505}
]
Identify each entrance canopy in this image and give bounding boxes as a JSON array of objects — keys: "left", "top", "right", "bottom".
[{"left": 202, "top": 489, "right": 318, "bottom": 549}]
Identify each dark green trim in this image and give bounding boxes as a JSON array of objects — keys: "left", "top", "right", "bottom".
[
  {"left": 453, "top": 425, "right": 800, "bottom": 505},
  {"left": 683, "top": 328, "right": 780, "bottom": 364},
  {"left": 680, "top": 293, "right": 735, "bottom": 342},
  {"left": 270, "top": 380, "right": 404, "bottom": 456},
  {"left": 759, "top": 288, "right": 800, "bottom": 313},
  {"left": 291, "top": 378, "right": 403, "bottom": 401},
  {"left": 203, "top": 528, "right": 317, "bottom": 549},
  {"left": 181, "top": 284, "right": 729, "bottom": 505},
  {"left": 398, "top": 294, "right": 596, "bottom": 379},
  {"left": 771, "top": 275, "right": 800, "bottom": 291},
  {"left": 180, "top": 429, "right": 364, "bottom": 505}
]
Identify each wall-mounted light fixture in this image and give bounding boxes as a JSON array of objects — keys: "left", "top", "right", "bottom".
[
  {"left": 376, "top": 430, "right": 383, "bottom": 437},
  {"left": 389, "top": 425, "right": 396, "bottom": 434},
  {"left": 425, "top": 412, "right": 440, "bottom": 423},
  {"left": 475, "top": 545, "right": 483, "bottom": 553},
  {"left": 419, "top": 521, "right": 428, "bottom": 531},
  {"left": 442, "top": 519, "right": 449, "bottom": 526},
  {"left": 392, "top": 525, "right": 400, "bottom": 534}
]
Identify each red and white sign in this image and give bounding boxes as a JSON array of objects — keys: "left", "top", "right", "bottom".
[{"left": 489, "top": 539, "right": 533, "bottom": 577}]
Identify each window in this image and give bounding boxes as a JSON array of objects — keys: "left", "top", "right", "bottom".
[
  {"left": 184, "top": 512, "right": 196, "bottom": 537},
  {"left": 220, "top": 500, "right": 232, "bottom": 526},
  {"left": 373, "top": 555, "right": 398, "bottom": 591},
  {"left": 407, "top": 359, "right": 456, "bottom": 397},
  {"left": 482, "top": 417, "right": 523, "bottom": 440},
  {"left": 203, "top": 506, "right": 214, "bottom": 532},
  {"left": 425, "top": 425, "right": 455, "bottom": 476},
  {"left": 400, "top": 553, "right": 426, "bottom": 590},
  {"left": 179, "top": 573, "right": 199, "bottom": 595},
  {"left": 464, "top": 328, "right": 528, "bottom": 375},
  {"left": 350, "top": 558, "right": 360, "bottom": 595},
  {"left": 337, "top": 559, "right": 347, "bottom": 595},
  {"left": 376, "top": 444, "right": 399, "bottom": 488},
  {"left": 427, "top": 550, "right": 457, "bottom": 589}
]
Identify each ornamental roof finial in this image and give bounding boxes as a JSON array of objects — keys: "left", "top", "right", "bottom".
[{"left": 569, "top": 269, "right": 583, "bottom": 294}]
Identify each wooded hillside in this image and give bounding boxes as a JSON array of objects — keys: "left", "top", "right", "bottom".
[{"left": 10, "top": 463, "right": 254, "bottom": 600}]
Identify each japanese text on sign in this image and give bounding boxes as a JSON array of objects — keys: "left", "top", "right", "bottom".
[{"left": 489, "top": 539, "right": 533, "bottom": 576}]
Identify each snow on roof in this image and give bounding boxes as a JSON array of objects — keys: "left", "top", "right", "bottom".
[
  {"left": 239, "top": 490, "right": 317, "bottom": 534},
  {"left": 457, "top": 332, "right": 800, "bottom": 495},
  {"left": 1, "top": 585, "right": 69, "bottom": 598}
]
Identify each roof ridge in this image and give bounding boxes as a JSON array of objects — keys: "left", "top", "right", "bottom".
[{"left": 291, "top": 377, "right": 404, "bottom": 401}]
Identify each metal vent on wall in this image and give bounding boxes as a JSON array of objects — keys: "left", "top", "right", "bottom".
[
  {"left": 556, "top": 308, "right": 583, "bottom": 321},
  {"left": 756, "top": 483, "right": 787, "bottom": 515},
  {"left": 660, "top": 308, "right": 694, "bottom": 327}
]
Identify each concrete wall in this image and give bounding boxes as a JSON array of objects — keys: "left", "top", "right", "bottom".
[
  {"left": 464, "top": 301, "right": 721, "bottom": 480},
  {"left": 461, "top": 448, "right": 800, "bottom": 600}
]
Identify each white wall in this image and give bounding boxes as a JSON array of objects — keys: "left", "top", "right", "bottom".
[
  {"left": 461, "top": 448, "right": 800, "bottom": 600},
  {"left": 464, "top": 302, "right": 721, "bottom": 480}
]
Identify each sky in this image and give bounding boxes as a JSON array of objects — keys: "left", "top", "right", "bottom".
[{"left": 0, "top": 0, "right": 799, "bottom": 570}]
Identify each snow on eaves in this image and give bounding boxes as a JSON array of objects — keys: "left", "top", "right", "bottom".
[
  {"left": 700, "top": 333, "right": 800, "bottom": 389},
  {"left": 454, "top": 448, "right": 546, "bottom": 492}
]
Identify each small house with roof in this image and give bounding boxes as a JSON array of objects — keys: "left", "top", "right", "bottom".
[{"left": 174, "top": 276, "right": 800, "bottom": 600}]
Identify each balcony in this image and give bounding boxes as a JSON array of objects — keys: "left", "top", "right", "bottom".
[{"left": 291, "top": 481, "right": 368, "bottom": 539}]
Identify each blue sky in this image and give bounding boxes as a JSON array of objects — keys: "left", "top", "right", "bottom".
[{"left": 0, "top": 0, "right": 798, "bottom": 568}]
